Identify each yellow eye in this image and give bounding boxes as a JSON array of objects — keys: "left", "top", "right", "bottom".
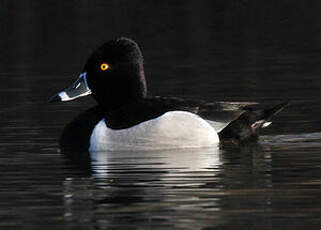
[{"left": 100, "top": 63, "right": 109, "bottom": 71}]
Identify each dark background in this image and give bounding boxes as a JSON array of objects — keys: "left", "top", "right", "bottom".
[
  {"left": 1, "top": 0, "right": 321, "bottom": 99},
  {"left": 0, "top": 1, "right": 321, "bottom": 229}
]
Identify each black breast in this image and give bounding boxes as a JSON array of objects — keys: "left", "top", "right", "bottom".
[{"left": 60, "top": 106, "right": 104, "bottom": 152}]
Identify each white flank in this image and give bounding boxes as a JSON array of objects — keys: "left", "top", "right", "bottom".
[{"left": 89, "top": 111, "right": 219, "bottom": 151}]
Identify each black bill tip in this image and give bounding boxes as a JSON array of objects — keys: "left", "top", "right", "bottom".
[{"left": 49, "top": 94, "right": 62, "bottom": 103}]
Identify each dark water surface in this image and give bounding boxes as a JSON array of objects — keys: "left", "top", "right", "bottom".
[{"left": 1, "top": 1, "right": 321, "bottom": 229}]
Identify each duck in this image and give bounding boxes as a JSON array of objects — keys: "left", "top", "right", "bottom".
[{"left": 50, "top": 37, "right": 288, "bottom": 152}]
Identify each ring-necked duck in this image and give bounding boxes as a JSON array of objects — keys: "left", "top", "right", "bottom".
[{"left": 50, "top": 37, "right": 288, "bottom": 151}]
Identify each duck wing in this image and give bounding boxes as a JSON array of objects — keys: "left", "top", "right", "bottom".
[
  {"left": 104, "top": 96, "right": 257, "bottom": 130},
  {"left": 145, "top": 97, "right": 289, "bottom": 143},
  {"left": 218, "top": 101, "right": 289, "bottom": 143},
  {"left": 145, "top": 96, "right": 258, "bottom": 131}
]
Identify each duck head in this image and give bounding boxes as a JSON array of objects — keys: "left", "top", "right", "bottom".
[{"left": 50, "top": 37, "right": 147, "bottom": 112}]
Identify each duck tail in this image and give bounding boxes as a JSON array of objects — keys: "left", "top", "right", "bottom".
[{"left": 218, "top": 101, "right": 289, "bottom": 144}]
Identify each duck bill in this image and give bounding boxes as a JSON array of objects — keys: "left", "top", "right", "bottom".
[{"left": 50, "top": 72, "right": 92, "bottom": 103}]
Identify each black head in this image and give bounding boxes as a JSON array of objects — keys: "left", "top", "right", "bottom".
[
  {"left": 85, "top": 38, "right": 147, "bottom": 110},
  {"left": 50, "top": 37, "right": 147, "bottom": 112}
]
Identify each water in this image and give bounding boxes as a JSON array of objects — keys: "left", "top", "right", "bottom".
[{"left": 1, "top": 1, "right": 321, "bottom": 229}]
